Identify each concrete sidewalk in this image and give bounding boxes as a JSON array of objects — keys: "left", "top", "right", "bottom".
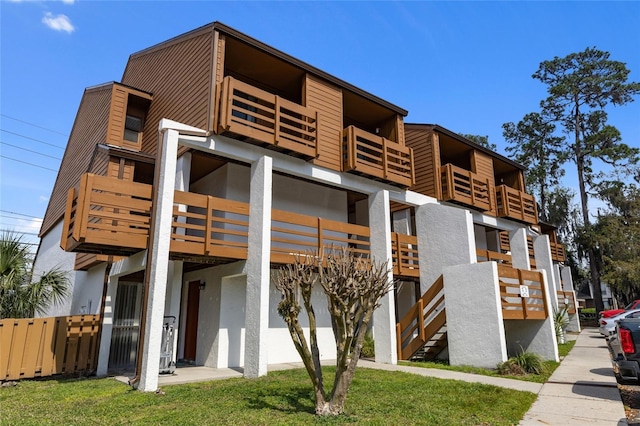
[{"left": 520, "top": 328, "right": 627, "bottom": 425}]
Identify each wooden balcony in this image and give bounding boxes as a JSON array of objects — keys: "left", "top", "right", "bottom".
[
  {"left": 440, "top": 164, "right": 491, "bottom": 212},
  {"left": 217, "top": 76, "right": 318, "bottom": 160},
  {"left": 61, "top": 174, "right": 152, "bottom": 255},
  {"left": 476, "top": 248, "right": 512, "bottom": 265},
  {"left": 342, "top": 125, "right": 414, "bottom": 188},
  {"left": 557, "top": 290, "right": 577, "bottom": 315},
  {"left": 66, "top": 175, "right": 430, "bottom": 271},
  {"left": 495, "top": 185, "right": 538, "bottom": 225},
  {"left": 498, "top": 265, "right": 547, "bottom": 320},
  {"left": 550, "top": 242, "right": 566, "bottom": 262},
  {"left": 391, "top": 233, "right": 419, "bottom": 278}
]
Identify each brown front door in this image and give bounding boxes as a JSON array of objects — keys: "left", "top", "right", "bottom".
[{"left": 183, "top": 281, "right": 200, "bottom": 361}]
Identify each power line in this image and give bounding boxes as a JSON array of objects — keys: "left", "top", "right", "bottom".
[
  {"left": 0, "top": 141, "right": 62, "bottom": 160},
  {"left": 0, "top": 229, "right": 40, "bottom": 237},
  {"left": 0, "top": 129, "right": 65, "bottom": 150},
  {"left": 1, "top": 114, "right": 69, "bottom": 137},
  {"left": 0, "top": 155, "right": 59, "bottom": 172},
  {"left": 0, "top": 210, "right": 43, "bottom": 219}
]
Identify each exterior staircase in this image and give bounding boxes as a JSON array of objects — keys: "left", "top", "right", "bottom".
[{"left": 396, "top": 275, "right": 448, "bottom": 360}]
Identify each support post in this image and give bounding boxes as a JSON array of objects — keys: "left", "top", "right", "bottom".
[
  {"left": 244, "top": 155, "right": 272, "bottom": 378},
  {"left": 369, "top": 190, "right": 396, "bottom": 364},
  {"left": 138, "top": 128, "right": 179, "bottom": 392}
]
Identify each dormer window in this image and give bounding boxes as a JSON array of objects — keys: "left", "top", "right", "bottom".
[{"left": 124, "top": 115, "right": 143, "bottom": 143}]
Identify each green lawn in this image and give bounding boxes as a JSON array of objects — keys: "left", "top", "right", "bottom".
[
  {"left": 0, "top": 367, "right": 536, "bottom": 425},
  {"left": 401, "top": 340, "right": 577, "bottom": 384}
]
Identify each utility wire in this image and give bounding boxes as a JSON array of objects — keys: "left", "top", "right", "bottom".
[
  {"left": 0, "top": 155, "right": 58, "bottom": 172},
  {"left": 0, "top": 210, "right": 43, "bottom": 219},
  {"left": 1, "top": 114, "right": 69, "bottom": 137},
  {"left": 0, "top": 141, "right": 62, "bottom": 160},
  {"left": 0, "top": 228, "right": 40, "bottom": 237},
  {"left": 0, "top": 129, "right": 65, "bottom": 150}
]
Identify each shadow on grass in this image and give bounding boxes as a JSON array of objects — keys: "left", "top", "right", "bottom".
[{"left": 246, "top": 385, "right": 316, "bottom": 415}]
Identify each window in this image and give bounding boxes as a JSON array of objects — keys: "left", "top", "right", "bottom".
[{"left": 124, "top": 115, "right": 143, "bottom": 143}]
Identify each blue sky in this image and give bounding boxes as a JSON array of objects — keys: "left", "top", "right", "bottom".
[{"left": 1, "top": 1, "right": 639, "bottom": 252}]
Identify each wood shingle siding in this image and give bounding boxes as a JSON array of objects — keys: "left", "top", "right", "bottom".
[
  {"left": 303, "top": 74, "right": 343, "bottom": 171},
  {"left": 122, "top": 26, "right": 214, "bottom": 156},
  {"left": 41, "top": 85, "right": 112, "bottom": 237}
]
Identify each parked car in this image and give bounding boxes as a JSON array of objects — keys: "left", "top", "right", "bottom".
[
  {"left": 600, "top": 300, "right": 640, "bottom": 318},
  {"left": 611, "top": 318, "right": 640, "bottom": 384},
  {"left": 599, "top": 308, "right": 640, "bottom": 336}
]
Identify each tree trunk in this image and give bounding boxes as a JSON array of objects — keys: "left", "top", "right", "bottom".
[{"left": 574, "top": 108, "right": 604, "bottom": 313}]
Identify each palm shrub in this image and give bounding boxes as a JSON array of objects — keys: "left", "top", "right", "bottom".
[
  {"left": 0, "top": 231, "right": 70, "bottom": 319},
  {"left": 553, "top": 306, "right": 570, "bottom": 344},
  {"left": 497, "top": 350, "right": 544, "bottom": 376}
]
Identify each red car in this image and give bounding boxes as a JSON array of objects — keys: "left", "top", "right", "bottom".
[{"left": 601, "top": 300, "right": 640, "bottom": 318}]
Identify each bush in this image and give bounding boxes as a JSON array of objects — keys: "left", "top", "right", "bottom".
[
  {"left": 360, "top": 332, "right": 375, "bottom": 358},
  {"left": 497, "top": 351, "right": 544, "bottom": 376}
]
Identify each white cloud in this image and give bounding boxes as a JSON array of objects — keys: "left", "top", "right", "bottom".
[
  {"left": 26, "top": 218, "right": 43, "bottom": 233},
  {"left": 39, "top": 195, "right": 49, "bottom": 203},
  {"left": 42, "top": 12, "right": 75, "bottom": 34},
  {"left": 62, "top": 0, "right": 75, "bottom": 4}
]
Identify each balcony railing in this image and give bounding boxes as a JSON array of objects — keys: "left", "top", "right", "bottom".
[
  {"left": 217, "top": 76, "right": 318, "bottom": 160},
  {"left": 63, "top": 175, "right": 389, "bottom": 269},
  {"left": 61, "top": 174, "right": 152, "bottom": 255},
  {"left": 440, "top": 164, "right": 491, "bottom": 212},
  {"left": 342, "top": 125, "right": 414, "bottom": 188},
  {"left": 476, "top": 248, "right": 512, "bottom": 265},
  {"left": 391, "top": 233, "right": 419, "bottom": 278},
  {"left": 550, "top": 242, "right": 566, "bottom": 262},
  {"left": 557, "top": 290, "right": 576, "bottom": 315},
  {"left": 495, "top": 185, "right": 538, "bottom": 225},
  {"left": 498, "top": 264, "right": 547, "bottom": 320}
]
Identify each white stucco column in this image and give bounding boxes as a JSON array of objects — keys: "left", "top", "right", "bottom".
[
  {"left": 138, "top": 128, "right": 179, "bottom": 392},
  {"left": 416, "top": 203, "right": 476, "bottom": 294},
  {"left": 369, "top": 190, "right": 396, "bottom": 364},
  {"left": 533, "top": 234, "right": 558, "bottom": 311},
  {"left": 509, "top": 228, "right": 530, "bottom": 270},
  {"left": 392, "top": 208, "right": 412, "bottom": 235},
  {"left": 96, "top": 274, "right": 118, "bottom": 376},
  {"left": 561, "top": 266, "right": 581, "bottom": 332},
  {"left": 244, "top": 155, "right": 272, "bottom": 378},
  {"left": 444, "top": 262, "right": 507, "bottom": 368}
]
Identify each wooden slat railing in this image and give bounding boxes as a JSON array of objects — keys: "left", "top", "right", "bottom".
[
  {"left": 342, "top": 125, "right": 414, "bottom": 188},
  {"left": 527, "top": 236, "right": 537, "bottom": 269},
  {"left": 391, "top": 233, "right": 419, "bottom": 278},
  {"left": 396, "top": 275, "right": 446, "bottom": 360},
  {"left": 557, "top": 290, "right": 577, "bottom": 315},
  {"left": 495, "top": 185, "right": 538, "bottom": 225},
  {"left": 550, "top": 242, "right": 566, "bottom": 262},
  {"left": 440, "top": 163, "right": 492, "bottom": 212},
  {"left": 476, "top": 248, "right": 512, "bottom": 264},
  {"left": 171, "top": 191, "right": 250, "bottom": 260},
  {"left": 271, "top": 210, "right": 371, "bottom": 264},
  {"left": 218, "top": 76, "right": 318, "bottom": 159},
  {"left": 62, "top": 175, "right": 373, "bottom": 264},
  {"left": 61, "top": 173, "right": 152, "bottom": 254},
  {"left": 0, "top": 315, "right": 101, "bottom": 381},
  {"left": 497, "top": 264, "right": 547, "bottom": 320}
]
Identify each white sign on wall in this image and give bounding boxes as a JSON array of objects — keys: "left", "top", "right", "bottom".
[{"left": 520, "top": 285, "right": 530, "bottom": 298}]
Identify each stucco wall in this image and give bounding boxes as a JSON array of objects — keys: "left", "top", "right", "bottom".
[{"left": 32, "top": 221, "right": 104, "bottom": 317}]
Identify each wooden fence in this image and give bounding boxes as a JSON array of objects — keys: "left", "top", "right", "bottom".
[{"left": 0, "top": 315, "right": 101, "bottom": 381}]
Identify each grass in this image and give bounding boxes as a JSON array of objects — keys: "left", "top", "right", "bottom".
[
  {"left": 400, "top": 340, "right": 577, "bottom": 384},
  {"left": 0, "top": 367, "right": 536, "bottom": 425}
]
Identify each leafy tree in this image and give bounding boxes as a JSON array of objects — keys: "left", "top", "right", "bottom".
[
  {"left": 460, "top": 134, "right": 497, "bottom": 151},
  {"left": 586, "top": 183, "right": 640, "bottom": 304},
  {"left": 533, "top": 47, "right": 640, "bottom": 312},
  {"left": 0, "top": 231, "right": 70, "bottom": 319},
  {"left": 275, "top": 248, "right": 392, "bottom": 416},
  {"left": 502, "top": 112, "right": 567, "bottom": 221}
]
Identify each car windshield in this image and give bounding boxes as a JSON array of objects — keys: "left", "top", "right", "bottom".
[{"left": 626, "top": 302, "right": 636, "bottom": 310}]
